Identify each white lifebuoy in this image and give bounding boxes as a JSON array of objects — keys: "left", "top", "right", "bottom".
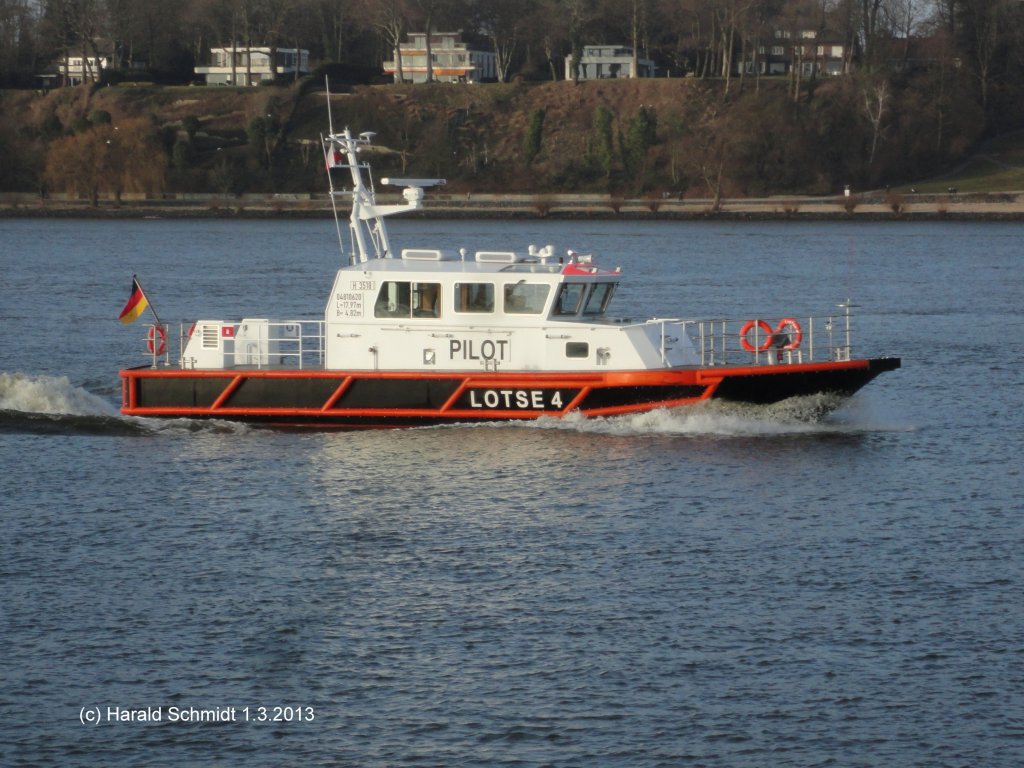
[{"left": 739, "top": 319, "right": 774, "bottom": 352}]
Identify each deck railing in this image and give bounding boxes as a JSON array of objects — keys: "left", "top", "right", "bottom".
[
  {"left": 140, "top": 307, "right": 855, "bottom": 371},
  {"left": 144, "top": 320, "right": 327, "bottom": 370},
  {"left": 688, "top": 303, "right": 855, "bottom": 367},
  {"left": 224, "top": 320, "right": 326, "bottom": 369}
]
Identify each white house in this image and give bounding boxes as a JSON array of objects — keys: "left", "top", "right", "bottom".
[
  {"left": 565, "top": 45, "right": 656, "bottom": 80},
  {"left": 195, "top": 46, "right": 310, "bottom": 86},
  {"left": 383, "top": 32, "right": 496, "bottom": 84},
  {"left": 54, "top": 53, "right": 111, "bottom": 85}
]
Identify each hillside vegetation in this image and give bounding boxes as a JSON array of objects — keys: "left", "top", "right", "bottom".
[{"left": 0, "top": 71, "right": 998, "bottom": 201}]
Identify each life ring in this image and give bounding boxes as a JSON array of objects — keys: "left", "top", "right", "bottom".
[
  {"left": 147, "top": 325, "right": 167, "bottom": 356},
  {"left": 739, "top": 319, "right": 774, "bottom": 352},
  {"left": 774, "top": 317, "right": 803, "bottom": 349}
]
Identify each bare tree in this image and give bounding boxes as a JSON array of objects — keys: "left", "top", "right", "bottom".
[
  {"left": 565, "top": 0, "right": 593, "bottom": 82},
  {"left": 414, "top": 0, "right": 440, "bottom": 82},
  {"left": 958, "top": 0, "right": 1008, "bottom": 110},
  {"left": 359, "top": 0, "right": 411, "bottom": 81},
  {"left": 864, "top": 77, "right": 889, "bottom": 166},
  {"left": 0, "top": 0, "right": 39, "bottom": 80},
  {"left": 859, "top": 0, "right": 886, "bottom": 69},
  {"left": 313, "top": 0, "right": 348, "bottom": 62},
  {"left": 529, "top": 0, "right": 570, "bottom": 80},
  {"left": 475, "top": 0, "right": 535, "bottom": 82},
  {"left": 717, "top": 0, "right": 756, "bottom": 94}
]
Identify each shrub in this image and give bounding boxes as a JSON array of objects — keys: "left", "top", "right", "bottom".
[
  {"left": 172, "top": 138, "right": 193, "bottom": 170},
  {"left": 523, "top": 108, "right": 544, "bottom": 165},
  {"left": 592, "top": 105, "right": 614, "bottom": 179}
]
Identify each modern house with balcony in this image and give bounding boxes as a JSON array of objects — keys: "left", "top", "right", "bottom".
[
  {"left": 565, "top": 45, "right": 656, "bottom": 80},
  {"left": 383, "top": 32, "right": 496, "bottom": 84},
  {"left": 195, "top": 46, "right": 310, "bottom": 85}
]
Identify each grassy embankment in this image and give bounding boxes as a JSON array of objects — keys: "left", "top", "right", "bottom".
[{"left": 3, "top": 81, "right": 1024, "bottom": 217}]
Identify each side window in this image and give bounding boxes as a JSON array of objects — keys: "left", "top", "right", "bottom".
[
  {"left": 504, "top": 282, "right": 550, "bottom": 314},
  {"left": 455, "top": 282, "right": 494, "bottom": 313},
  {"left": 555, "top": 283, "right": 586, "bottom": 315},
  {"left": 375, "top": 281, "right": 410, "bottom": 317},
  {"left": 566, "top": 342, "right": 589, "bottom": 358},
  {"left": 583, "top": 283, "right": 614, "bottom": 315},
  {"left": 412, "top": 283, "right": 440, "bottom": 317},
  {"left": 375, "top": 282, "right": 441, "bottom": 318}
]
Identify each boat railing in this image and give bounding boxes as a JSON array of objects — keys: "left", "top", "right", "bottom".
[
  {"left": 171, "top": 319, "right": 326, "bottom": 370},
  {"left": 687, "top": 308, "right": 854, "bottom": 367}
]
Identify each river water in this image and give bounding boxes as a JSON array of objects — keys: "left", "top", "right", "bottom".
[{"left": 1, "top": 217, "right": 1022, "bottom": 766}]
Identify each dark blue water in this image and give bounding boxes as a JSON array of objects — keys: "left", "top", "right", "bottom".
[{"left": 1, "top": 218, "right": 1022, "bottom": 766}]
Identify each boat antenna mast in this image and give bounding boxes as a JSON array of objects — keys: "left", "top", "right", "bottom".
[{"left": 321, "top": 80, "right": 445, "bottom": 264}]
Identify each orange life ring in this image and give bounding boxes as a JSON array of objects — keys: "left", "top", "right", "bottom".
[
  {"left": 147, "top": 325, "right": 167, "bottom": 356},
  {"left": 739, "top": 319, "right": 774, "bottom": 352},
  {"left": 774, "top": 317, "right": 803, "bottom": 349}
]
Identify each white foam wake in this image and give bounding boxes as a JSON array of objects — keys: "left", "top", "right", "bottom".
[
  {"left": 0, "top": 372, "right": 118, "bottom": 417},
  {"left": 528, "top": 394, "right": 904, "bottom": 437}
]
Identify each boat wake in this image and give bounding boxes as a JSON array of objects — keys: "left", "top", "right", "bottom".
[
  {"left": 0, "top": 372, "right": 133, "bottom": 434},
  {"left": 529, "top": 394, "right": 907, "bottom": 438},
  {"left": 0, "top": 372, "right": 246, "bottom": 436}
]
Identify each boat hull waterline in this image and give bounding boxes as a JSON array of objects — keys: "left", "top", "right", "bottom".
[{"left": 120, "top": 357, "right": 900, "bottom": 428}]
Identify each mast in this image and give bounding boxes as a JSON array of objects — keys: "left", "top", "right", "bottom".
[{"left": 321, "top": 87, "right": 445, "bottom": 264}]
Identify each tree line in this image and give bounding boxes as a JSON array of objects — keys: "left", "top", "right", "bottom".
[
  {"left": 3, "top": 1, "right": 1024, "bottom": 133},
  {"left": 0, "top": 1, "right": 1021, "bottom": 88}
]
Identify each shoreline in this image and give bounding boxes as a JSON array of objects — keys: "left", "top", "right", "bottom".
[{"left": 3, "top": 191, "right": 1024, "bottom": 221}]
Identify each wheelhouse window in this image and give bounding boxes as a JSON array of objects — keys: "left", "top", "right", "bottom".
[
  {"left": 374, "top": 281, "right": 441, "bottom": 318},
  {"left": 583, "top": 282, "right": 615, "bottom": 315},
  {"left": 454, "top": 282, "right": 494, "bottom": 313},
  {"left": 503, "top": 282, "right": 550, "bottom": 314},
  {"left": 555, "top": 283, "right": 586, "bottom": 315}
]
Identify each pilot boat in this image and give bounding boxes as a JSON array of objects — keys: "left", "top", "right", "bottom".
[{"left": 119, "top": 119, "right": 899, "bottom": 429}]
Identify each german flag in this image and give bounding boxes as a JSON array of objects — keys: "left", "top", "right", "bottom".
[{"left": 118, "top": 276, "right": 149, "bottom": 324}]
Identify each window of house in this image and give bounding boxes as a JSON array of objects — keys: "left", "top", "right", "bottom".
[
  {"left": 455, "top": 282, "right": 494, "bottom": 313},
  {"left": 772, "top": 46, "right": 784, "bottom": 56},
  {"left": 504, "top": 282, "right": 550, "bottom": 314},
  {"left": 374, "top": 281, "right": 441, "bottom": 318}
]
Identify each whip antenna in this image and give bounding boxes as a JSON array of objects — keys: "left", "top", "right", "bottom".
[{"left": 322, "top": 77, "right": 347, "bottom": 263}]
